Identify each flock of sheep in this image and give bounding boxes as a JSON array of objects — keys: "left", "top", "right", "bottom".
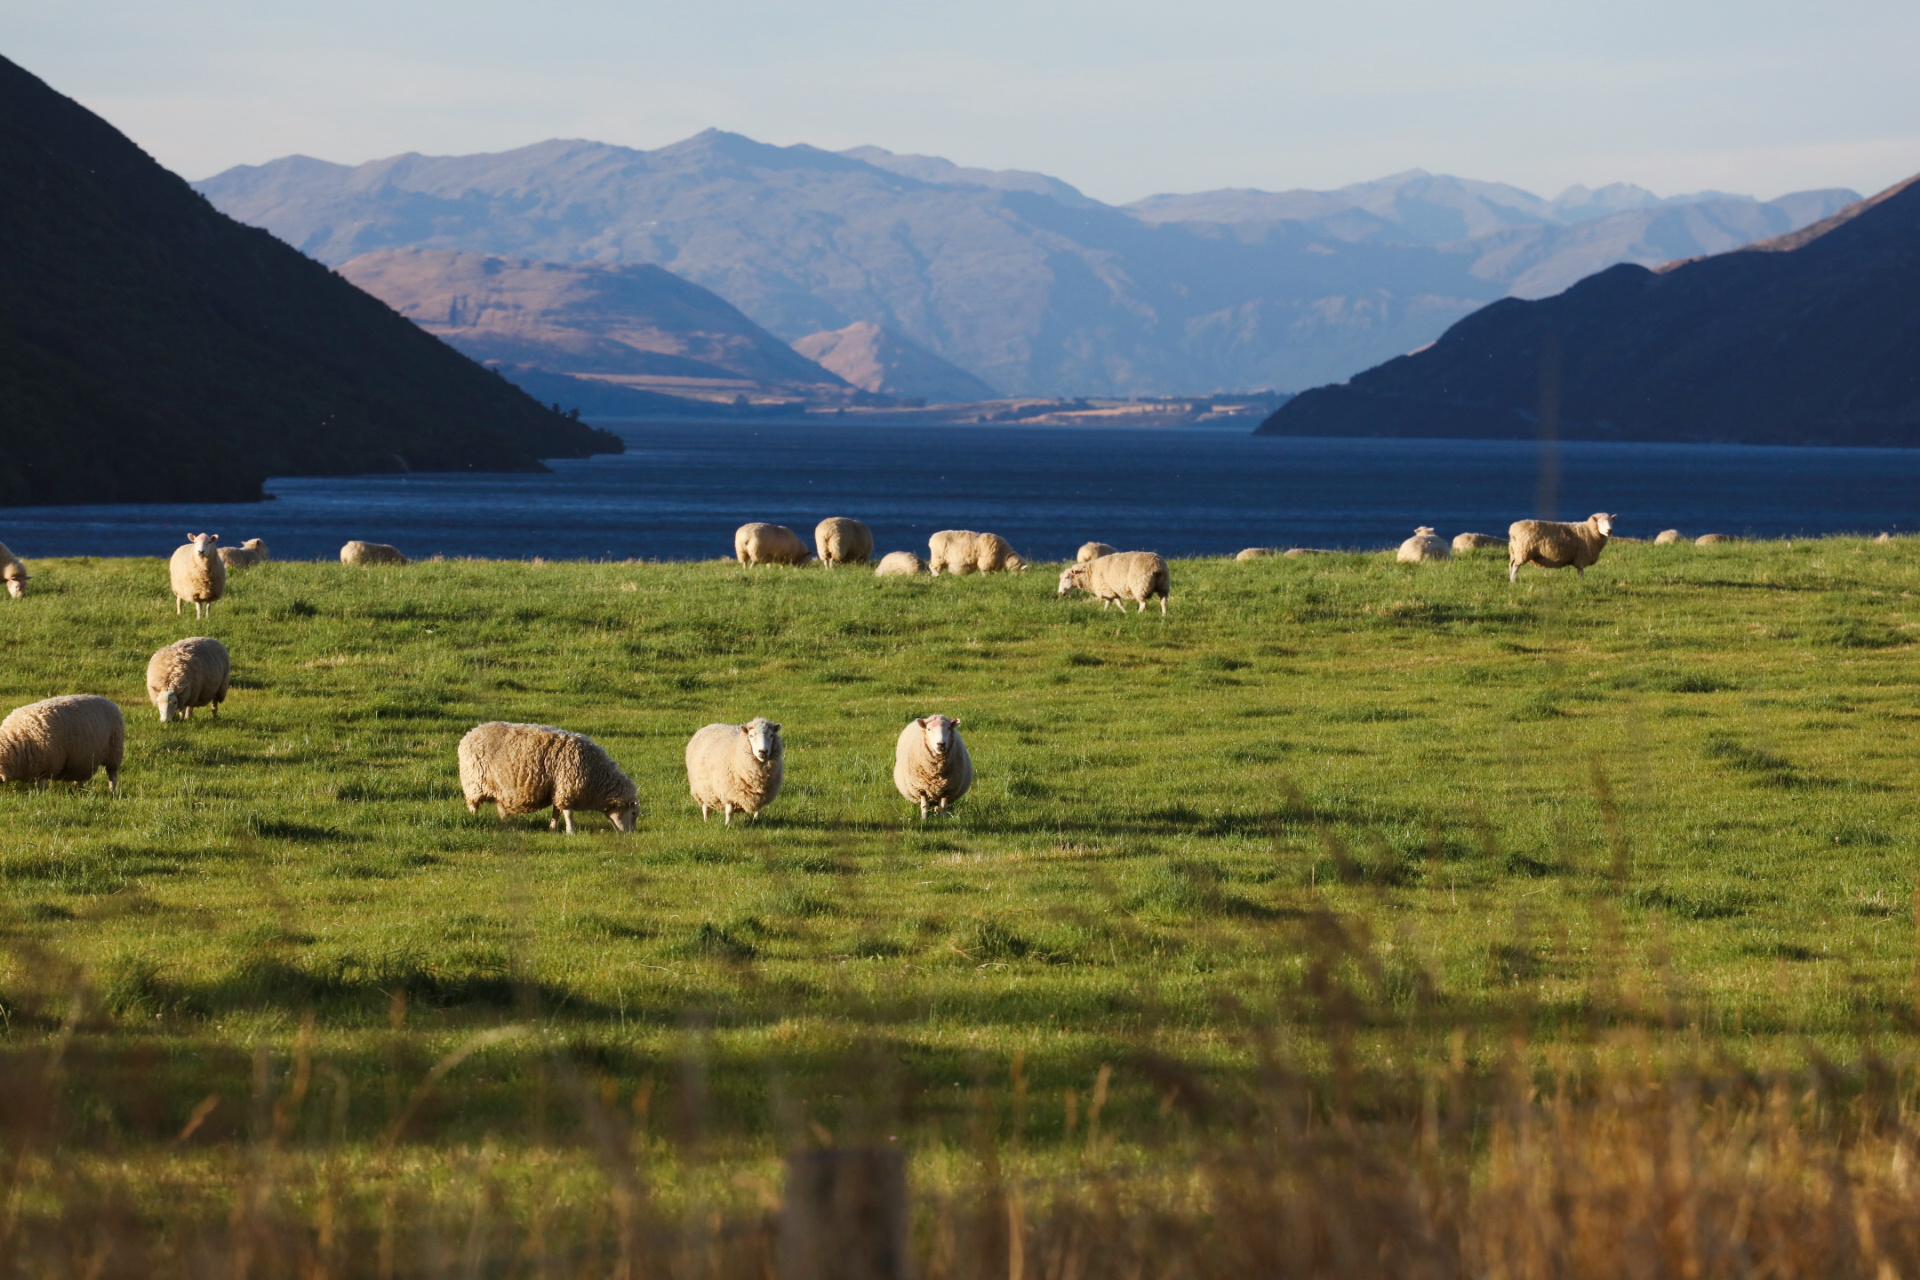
[{"left": 0, "top": 510, "right": 1804, "bottom": 827}]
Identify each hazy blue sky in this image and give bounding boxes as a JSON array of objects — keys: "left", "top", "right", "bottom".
[{"left": 5, "top": 0, "right": 1916, "bottom": 202}]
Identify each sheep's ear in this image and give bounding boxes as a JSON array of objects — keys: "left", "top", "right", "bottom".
[
  {"left": 950, "top": 718, "right": 961, "bottom": 728},
  {"left": 771, "top": 723, "right": 781, "bottom": 733},
  {"left": 915, "top": 718, "right": 926, "bottom": 727},
  {"left": 740, "top": 725, "right": 751, "bottom": 735}
]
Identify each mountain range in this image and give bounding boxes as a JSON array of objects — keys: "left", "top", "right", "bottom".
[
  {"left": 0, "top": 55, "right": 617, "bottom": 507},
  {"left": 195, "top": 134, "right": 1857, "bottom": 399},
  {"left": 1257, "top": 174, "right": 1920, "bottom": 447}
]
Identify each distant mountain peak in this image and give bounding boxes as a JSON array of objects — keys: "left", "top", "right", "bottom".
[{"left": 792, "top": 321, "right": 998, "bottom": 402}]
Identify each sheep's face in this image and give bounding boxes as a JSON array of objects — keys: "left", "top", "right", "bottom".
[
  {"left": 187, "top": 532, "right": 219, "bottom": 558},
  {"left": 1592, "top": 513, "right": 1616, "bottom": 536},
  {"left": 4, "top": 577, "right": 22, "bottom": 599},
  {"left": 1056, "top": 564, "right": 1088, "bottom": 596},
  {"left": 919, "top": 715, "right": 960, "bottom": 756},
  {"left": 245, "top": 539, "right": 269, "bottom": 559},
  {"left": 158, "top": 690, "right": 180, "bottom": 723},
  {"left": 1415, "top": 527, "right": 1436, "bottom": 537},
  {"left": 743, "top": 718, "right": 781, "bottom": 763},
  {"left": 605, "top": 804, "right": 637, "bottom": 833}
]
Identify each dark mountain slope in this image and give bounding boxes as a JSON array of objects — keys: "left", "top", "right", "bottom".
[
  {"left": 0, "top": 55, "right": 617, "bottom": 507},
  {"left": 1257, "top": 175, "right": 1920, "bottom": 447}
]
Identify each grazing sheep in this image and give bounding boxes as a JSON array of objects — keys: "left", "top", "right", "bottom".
[
  {"left": 1875, "top": 532, "right": 1893, "bottom": 544},
  {"left": 1451, "top": 532, "right": 1505, "bottom": 553},
  {"left": 875, "top": 551, "right": 927, "bottom": 577},
  {"left": 0, "top": 695, "right": 124, "bottom": 794},
  {"left": 927, "top": 529, "right": 979, "bottom": 574},
  {"left": 218, "top": 538, "right": 270, "bottom": 569},
  {"left": 894, "top": 715, "right": 973, "bottom": 819},
  {"left": 1695, "top": 533, "right": 1736, "bottom": 545},
  {"left": 814, "top": 518, "right": 874, "bottom": 568},
  {"left": 1284, "top": 548, "right": 1334, "bottom": 558},
  {"left": 340, "top": 540, "right": 408, "bottom": 566},
  {"left": 1507, "top": 513, "right": 1615, "bottom": 583},
  {"left": 0, "top": 541, "right": 28, "bottom": 598},
  {"left": 145, "top": 637, "right": 230, "bottom": 722},
  {"left": 685, "top": 718, "right": 784, "bottom": 824},
  {"left": 1654, "top": 529, "right": 1684, "bottom": 545},
  {"left": 1235, "top": 547, "right": 1278, "bottom": 561},
  {"left": 169, "top": 533, "right": 226, "bottom": 618},
  {"left": 1077, "top": 542, "right": 1118, "bottom": 563},
  {"left": 735, "top": 523, "right": 812, "bottom": 567},
  {"left": 1397, "top": 527, "right": 1450, "bottom": 562},
  {"left": 457, "top": 722, "right": 637, "bottom": 834},
  {"left": 1058, "top": 550, "right": 1170, "bottom": 614},
  {"left": 973, "top": 532, "right": 1027, "bottom": 573}
]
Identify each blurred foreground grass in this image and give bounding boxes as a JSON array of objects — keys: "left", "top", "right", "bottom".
[{"left": 0, "top": 542, "right": 1917, "bottom": 1275}]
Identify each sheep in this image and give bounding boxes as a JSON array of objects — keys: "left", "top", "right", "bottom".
[
  {"left": 1077, "top": 542, "right": 1118, "bottom": 563},
  {"left": 340, "top": 541, "right": 408, "bottom": 566},
  {"left": 928, "top": 530, "right": 1027, "bottom": 575},
  {"left": 1507, "top": 513, "right": 1615, "bottom": 583},
  {"left": 169, "top": 533, "right": 226, "bottom": 618},
  {"left": 1875, "top": 532, "right": 1893, "bottom": 545},
  {"left": 685, "top": 718, "right": 783, "bottom": 824},
  {"left": 1284, "top": 548, "right": 1334, "bottom": 558},
  {"left": 1058, "top": 550, "right": 1170, "bottom": 614},
  {"left": 0, "top": 541, "right": 29, "bottom": 598},
  {"left": 894, "top": 715, "right": 973, "bottom": 819},
  {"left": 1654, "top": 529, "right": 1684, "bottom": 545},
  {"left": 218, "top": 538, "right": 270, "bottom": 569},
  {"left": 1397, "top": 527, "right": 1450, "bottom": 562},
  {"left": 0, "top": 695, "right": 124, "bottom": 794},
  {"left": 735, "top": 523, "right": 812, "bottom": 567},
  {"left": 1451, "top": 532, "right": 1505, "bottom": 553},
  {"left": 814, "top": 518, "right": 874, "bottom": 568},
  {"left": 973, "top": 532, "right": 1027, "bottom": 573},
  {"left": 1235, "top": 547, "right": 1278, "bottom": 561},
  {"left": 875, "top": 551, "right": 927, "bottom": 577},
  {"left": 457, "top": 721, "right": 637, "bottom": 834},
  {"left": 145, "top": 637, "right": 230, "bottom": 722},
  {"left": 1695, "top": 533, "right": 1735, "bottom": 545}
]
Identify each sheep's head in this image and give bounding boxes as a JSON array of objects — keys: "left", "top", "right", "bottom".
[
  {"left": 743, "top": 718, "right": 782, "bottom": 763},
  {"left": 157, "top": 690, "right": 181, "bottom": 723},
  {"left": 4, "top": 574, "right": 23, "bottom": 599},
  {"left": 1415, "top": 527, "right": 1436, "bottom": 536},
  {"left": 244, "top": 539, "right": 269, "bottom": 559},
  {"left": 917, "top": 715, "right": 961, "bottom": 757},
  {"left": 1590, "top": 513, "right": 1616, "bottom": 537},
  {"left": 1056, "top": 563, "right": 1090, "bottom": 596},
  {"left": 604, "top": 775, "right": 640, "bottom": 832},
  {"left": 1008, "top": 554, "right": 1028, "bottom": 573},
  {"left": 187, "top": 532, "right": 219, "bottom": 558}
]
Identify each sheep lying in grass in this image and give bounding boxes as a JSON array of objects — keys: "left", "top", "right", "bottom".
[
  {"left": 458, "top": 722, "right": 637, "bottom": 834},
  {"left": 735, "top": 523, "right": 812, "bottom": 567},
  {"left": 1077, "top": 542, "right": 1118, "bottom": 563},
  {"left": 1452, "top": 532, "right": 1505, "bottom": 553},
  {"left": 928, "top": 530, "right": 1028, "bottom": 575},
  {"left": 685, "top": 718, "right": 783, "bottom": 824},
  {"left": 1235, "top": 547, "right": 1277, "bottom": 561},
  {"left": 170, "top": 533, "right": 226, "bottom": 618},
  {"left": 218, "top": 538, "right": 270, "bottom": 569},
  {"left": 341, "top": 541, "right": 407, "bottom": 566},
  {"left": 1058, "top": 551, "right": 1170, "bottom": 614},
  {"left": 0, "top": 695, "right": 124, "bottom": 794},
  {"left": 894, "top": 715, "right": 973, "bottom": 819},
  {"left": 1397, "top": 528, "right": 1450, "bottom": 562},
  {"left": 814, "top": 518, "right": 873, "bottom": 568},
  {"left": 874, "top": 551, "right": 927, "bottom": 577},
  {"left": 146, "top": 637, "right": 230, "bottom": 722},
  {"left": 0, "top": 541, "right": 29, "bottom": 598},
  {"left": 1507, "top": 513, "right": 1615, "bottom": 583},
  {"left": 1696, "top": 533, "right": 1735, "bottom": 545},
  {"left": 1654, "top": 529, "right": 1684, "bottom": 545}
]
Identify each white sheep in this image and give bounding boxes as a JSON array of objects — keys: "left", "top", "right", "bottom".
[
  {"left": 218, "top": 538, "right": 270, "bottom": 569},
  {"left": 0, "top": 541, "right": 29, "bottom": 598},
  {"left": 894, "top": 715, "right": 973, "bottom": 819},
  {"left": 1451, "top": 532, "right": 1505, "bottom": 553},
  {"left": 1397, "top": 527, "right": 1451, "bottom": 562},
  {"left": 928, "top": 530, "right": 1026, "bottom": 575},
  {"left": 1234, "top": 547, "right": 1277, "bottom": 561},
  {"left": 874, "top": 551, "right": 928, "bottom": 577},
  {"left": 1077, "top": 542, "right": 1118, "bottom": 563},
  {"left": 145, "top": 637, "right": 230, "bottom": 722},
  {"left": 735, "top": 523, "right": 812, "bottom": 567},
  {"left": 169, "top": 533, "right": 226, "bottom": 618},
  {"left": 1508, "top": 513, "right": 1615, "bottom": 583},
  {"left": 1695, "top": 533, "right": 1736, "bottom": 545},
  {"left": 457, "top": 721, "right": 637, "bottom": 834},
  {"left": 1654, "top": 529, "right": 1684, "bottom": 545},
  {"left": 815, "top": 518, "right": 874, "bottom": 568},
  {"left": 1057, "top": 550, "right": 1170, "bottom": 613},
  {"left": 340, "top": 541, "right": 408, "bottom": 566},
  {"left": 0, "top": 695, "right": 125, "bottom": 794},
  {"left": 685, "top": 718, "right": 783, "bottom": 824}
]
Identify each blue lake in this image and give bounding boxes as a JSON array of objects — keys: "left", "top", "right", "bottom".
[{"left": 2, "top": 421, "right": 1915, "bottom": 562}]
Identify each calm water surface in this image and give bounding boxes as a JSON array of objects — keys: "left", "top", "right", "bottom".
[{"left": 3, "top": 422, "right": 1915, "bottom": 562}]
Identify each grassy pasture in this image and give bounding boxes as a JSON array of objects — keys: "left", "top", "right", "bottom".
[{"left": 0, "top": 541, "right": 1917, "bottom": 1266}]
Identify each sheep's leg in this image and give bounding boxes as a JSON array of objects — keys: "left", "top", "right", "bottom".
[
  {"left": 723, "top": 803, "right": 733, "bottom": 826},
  {"left": 176, "top": 597, "right": 183, "bottom": 615},
  {"left": 919, "top": 799, "right": 928, "bottom": 820},
  {"left": 466, "top": 798, "right": 481, "bottom": 814},
  {"left": 1576, "top": 565, "right": 1585, "bottom": 579},
  {"left": 34, "top": 779, "right": 46, "bottom": 793},
  {"left": 1508, "top": 562, "right": 1520, "bottom": 584},
  {"left": 1158, "top": 595, "right": 1168, "bottom": 615},
  {"left": 559, "top": 808, "right": 575, "bottom": 835},
  {"left": 698, "top": 803, "right": 710, "bottom": 821},
  {"left": 105, "top": 769, "right": 118, "bottom": 796}
]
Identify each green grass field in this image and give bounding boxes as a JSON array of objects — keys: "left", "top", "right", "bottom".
[{"left": 1, "top": 542, "right": 1916, "bottom": 1187}]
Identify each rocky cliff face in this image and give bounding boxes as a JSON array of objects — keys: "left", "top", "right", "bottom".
[
  {"left": 791, "top": 322, "right": 998, "bottom": 402},
  {"left": 0, "top": 55, "right": 618, "bottom": 507},
  {"left": 1256, "top": 176, "right": 1920, "bottom": 447}
]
